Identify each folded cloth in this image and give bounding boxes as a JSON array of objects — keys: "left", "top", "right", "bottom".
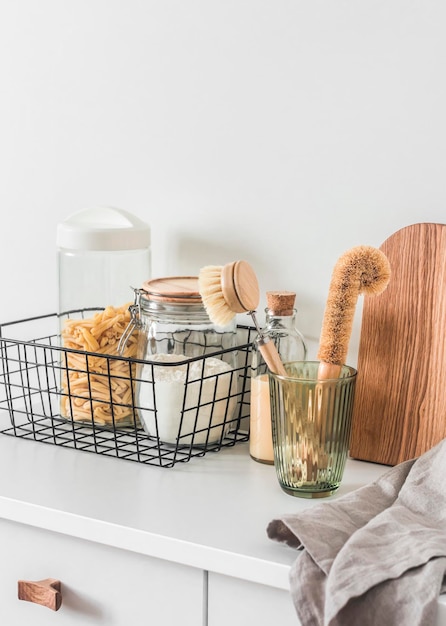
[{"left": 267, "top": 439, "right": 446, "bottom": 626}]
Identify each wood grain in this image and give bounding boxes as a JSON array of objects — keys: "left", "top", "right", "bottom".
[
  {"left": 232, "top": 260, "right": 261, "bottom": 312},
  {"left": 18, "top": 578, "right": 62, "bottom": 611},
  {"left": 349, "top": 222, "right": 446, "bottom": 466}
]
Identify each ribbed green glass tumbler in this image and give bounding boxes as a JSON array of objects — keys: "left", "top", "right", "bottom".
[{"left": 269, "top": 361, "right": 357, "bottom": 498}]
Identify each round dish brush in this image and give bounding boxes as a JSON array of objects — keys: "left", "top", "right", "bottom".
[
  {"left": 198, "top": 260, "right": 287, "bottom": 376},
  {"left": 317, "top": 245, "right": 391, "bottom": 379}
]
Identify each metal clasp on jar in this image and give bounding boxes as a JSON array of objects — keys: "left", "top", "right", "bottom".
[{"left": 118, "top": 288, "right": 145, "bottom": 355}]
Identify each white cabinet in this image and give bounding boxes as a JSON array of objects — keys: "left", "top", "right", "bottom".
[
  {"left": 0, "top": 437, "right": 420, "bottom": 626},
  {"left": 0, "top": 518, "right": 204, "bottom": 626},
  {"left": 208, "top": 572, "right": 297, "bottom": 626}
]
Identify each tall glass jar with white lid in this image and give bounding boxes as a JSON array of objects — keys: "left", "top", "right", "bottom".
[
  {"left": 57, "top": 206, "right": 151, "bottom": 429},
  {"left": 57, "top": 206, "right": 151, "bottom": 317},
  {"left": 131, "top": 276, "right": 239, "bottom": 446}
]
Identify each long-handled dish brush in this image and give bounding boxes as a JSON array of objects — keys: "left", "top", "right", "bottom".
[
  {"left": 317, "top": 245, "right": 391, "bottom": 380},
  {"left": 198, "top": 260, "right": 288, "bottom": 376}
]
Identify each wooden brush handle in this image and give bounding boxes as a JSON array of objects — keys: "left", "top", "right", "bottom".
[
  {"left": 317, "top": 361, "right": 342, "bottom": 380},
  {"left": 259, "top": 339, "right": 288, "bottom": 376}
]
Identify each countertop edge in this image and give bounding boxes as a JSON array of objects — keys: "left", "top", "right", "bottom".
[{"left": 0, "top": 496, "right": 291, "bottom": 590}]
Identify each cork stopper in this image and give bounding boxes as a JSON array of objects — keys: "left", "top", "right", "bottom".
[{"left": 266, "top": 291, "right": 296, "bottom": 316}]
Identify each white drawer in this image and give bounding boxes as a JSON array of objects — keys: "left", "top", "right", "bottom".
[
  {"left": 208, "top": 571, "right": 446, "bottom": 626},
  {"left": 208, "top": 572, "right": 297, "bottom": 626},
  {"left": 0, "top": 518, "right": 204, "bottom": 626}
]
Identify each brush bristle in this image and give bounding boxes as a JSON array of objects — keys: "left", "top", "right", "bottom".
[
  {"left": 198, "top": 265, "right": 236, "bottom": 327},
  {"left": 317, "top": 246, "right": 391, "bottom": 365}
]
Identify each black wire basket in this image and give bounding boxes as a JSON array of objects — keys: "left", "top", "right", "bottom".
[{"left": 0, "top": 311, "right": 254, "bottom": 468}]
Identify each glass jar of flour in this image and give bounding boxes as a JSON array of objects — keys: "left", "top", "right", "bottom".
[{"left": 125, "top": 277, "right": 238, "bottom": 446}]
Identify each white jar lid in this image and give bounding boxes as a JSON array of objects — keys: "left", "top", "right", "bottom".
[{"left": 57, "top": 206, "right": 151, "bottom": 251}]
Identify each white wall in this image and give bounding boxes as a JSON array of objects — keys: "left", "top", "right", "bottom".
[{"left": 1, "top": 0, "right": 445, "bottom": 363}]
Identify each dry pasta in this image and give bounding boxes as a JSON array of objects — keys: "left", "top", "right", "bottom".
[{"left": 61, "top": 304, "right": 139, "bottom": 427}]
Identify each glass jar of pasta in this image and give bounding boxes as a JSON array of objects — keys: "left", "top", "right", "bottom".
[
  {"left": 60, "top": 304, "right": 140, "bottom": 428},
  {"left": 57, "top": 206, "right": 151, "bottom": 429},
  {"left": 121, "top": 277, "right": 239, "bottom": 446}
]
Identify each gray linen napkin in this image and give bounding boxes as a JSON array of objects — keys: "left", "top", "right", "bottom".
[{"left": 267, "top": 439, "right": 446, "bottom": 626}]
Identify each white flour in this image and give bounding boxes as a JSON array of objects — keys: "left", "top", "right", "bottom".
[{"left": 137, "top": 353, "right": 237, "bottom": 445}]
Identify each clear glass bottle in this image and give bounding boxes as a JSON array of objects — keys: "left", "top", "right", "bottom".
[
  {"left": 250, "top": 291, "right": 307, "bottom": 464},
  {"left": 126, "top": 277, "right": 239, "bottom": 446}
]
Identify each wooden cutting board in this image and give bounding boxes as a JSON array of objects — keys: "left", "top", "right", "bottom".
[{"left": 349, "top": 222, "right": 446, "bottom": 466}]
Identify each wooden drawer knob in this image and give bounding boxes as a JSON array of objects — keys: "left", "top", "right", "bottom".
[{"left": 18, "top": 578, "right": 62, "bottom": 611}]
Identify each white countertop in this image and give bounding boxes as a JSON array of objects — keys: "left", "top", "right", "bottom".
[{"left": 0, "top": 435, "right": 388, "bottom": 590}]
